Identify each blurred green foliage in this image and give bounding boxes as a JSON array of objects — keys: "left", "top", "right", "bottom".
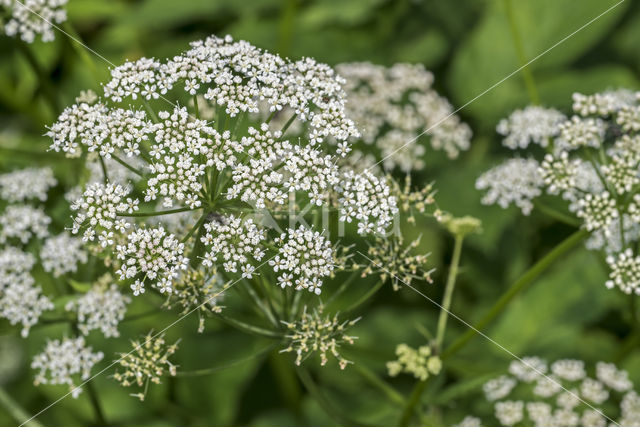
[{"left": 1, "top": 0, "right": 640, "bottom": 425}]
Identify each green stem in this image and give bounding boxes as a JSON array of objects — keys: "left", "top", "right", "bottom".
[
  {"left": 504, "top": 0, "right": 540, "bottom": 105},
  {"left": 182, "top": 212, "right": 208, "bottom": 244},
  {"left": 353, "top": 364, "right": 405, "bottom": 405},
  {"left": 398, "top": 380, "right": 428, "bottom": 427},
  {"left": 399, "top": 233, "right": 464, "bottom": 427},
  {"left": 533, "top": 201, "right": 580, "bottom": 227},
  {"left": 17, "top": 42, "right": 60, "bottom": 113},
  {"left": 435, "top": 235, "right": 464, "bottom": 350},
  {"left": 60, "top": 22, "right": 102, "bottom": 82},
  {"left": 192, "top": 94, "right": 200, "bottom": 119},
  {"left": 442, "top": 228, "right": 588, "bottom": 359},
  {"left": 280, "top": 113, "right": 297, "bottom": 135},
  {"left": 269, "top": 350, "right": 302, "bottom": 415},
  {"left": 325, "top": 269, "right": 360, "bottom": 306},
  {"left": 176, "top": 344, "right": 275, "bottom": 377},
  {"left": 111, "top": 154, "right": 144, "bottom": 177},
  {"left": 118, "top": 207, "right": 197, "bottom": 218},
  {"left": 265, "top": 110, "right": 277, "bottom": 124},
  {"left": 85, "top": 381, "right": 107, "bottom": 427},
  {"left": 142, "top": 100, "right": 159, "bottom": 123},
  {"left": 345, "top": 280, "right": 384, "bottom": 313},
  {"left": 278, "top": 0, "right": 297, "bottom": 57},
  {"left": 98, "top": 156, "right": 109, "bottom": 183},
  {"left": 214, "top": 312, "right": 282, "bottom": 338},
  {"left": 295, "top": 367, "right": 373, "bottom": 427},
  {"left": 0, "top": 387, "right": 44, "bottom": 427}
]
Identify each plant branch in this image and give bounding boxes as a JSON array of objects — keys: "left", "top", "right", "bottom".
[
  {"left": 435, "top": 234, "right": 464, "bottom": 350},
  {"left": 111, "top": 154, "right": 144, "bottom": 177},
  {"left": 0, "top": 387, "right": 44, "bottom": 427},
  {"left": 504, "top": 0, "right": 540, "bottom": 105},
  {"left": 442, "top": 228, "right": 588, "bottom": 359},
  {"left": 295, "top": 367, "right": 374, "bottom": 427},
  {"left": 176, "top": 344, "right": 275, "bottom": 377}
]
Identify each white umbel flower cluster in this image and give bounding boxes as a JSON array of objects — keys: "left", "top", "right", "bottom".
[
  {"left": 116, "top": 226, "right": 188, "bottom": 295},
  {"left": 102, "top": 35, "right": 359, "bottom": 145},
  {"left": 497, "top": 106, "right": 566, "bottom": 149},
  {"left": 0, "top": 204, "right": 50, "bottom": 243},
  {"left": 467, "top": 356, "right": 637, "bottom": 426},
  {"left": 31, "top": 337, "right": 103, "bottom": 398},
  {"left": 476, "top": 158, "right": 542, "bottom": 215},
  {"left": 0, "top": 247, "right": 53, "bottom": 337},
  {"left": 605, "top": 249, "right": 640, "bottom": 295},
  {"left": 201, "top": 215, "right": 265, "bottom": 277},
  {"left": 1, "top": 0, "right": 67, "bottom": 43},
  {"left": 40, "top": 232, "right": 88, "bottom": 277},
  {"left": 478, "top": 89, "right": 640, "bottom": 294},
  {"left": 46, "top": 101, "right": 153, "bottom": 159},
  {"left": 65, "top": 275, "right": 131, "bottom": 337},
  {"left": 336, "top": 62, "right": 472, "bottom": 172},
  {"left": 70, "top": 182, "right": 138, "bottom": 245},
  {"left": 572, "top": 89, "right": 637, "bottom": 117},
  {"left": 0, "top": 167, "right": 56, "bottom": 202},
  {"left": 337, "top": 169, "right": 398, "bottom": 234},
  {"left": 270, "top": 226, "right": 334, "bottom": 295}
]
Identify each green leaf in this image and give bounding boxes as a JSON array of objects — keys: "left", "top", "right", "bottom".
[{"left": 448, "top": 0, "right": 628, "bottom": 124}]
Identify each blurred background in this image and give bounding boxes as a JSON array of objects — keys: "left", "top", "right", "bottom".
[{"left": 1, "top": 0, "right": 639, "bottom": 425}]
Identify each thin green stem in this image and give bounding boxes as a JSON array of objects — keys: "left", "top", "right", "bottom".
[
  {"left": 345, "top": 280, "right": 384, "bottom": 313},
  {"left": 398, "top": 380, "right": 428, "bottom": 427},
  {"left": 533, "top": 201, "right": 580, "bottom": 227},
  {"left": 442, "top": 228, "right": 588, "bottom": 359},
  {"left": 435, "top": 235, "right": 464, "bottom": 350},
  {"left": 192, "top": 94, "right": 200, "bottom": 119},
  {"left": 181, "top": 212, "right": 208, "bottom": 244},
  {"left": 176, "top": 344, "right": 275, "bottom": 377},
  {"left": 399, "top": 235, "right": 464, "bottom": 427},
  {"left": 142, "top": 100, "right": 159, "bottom": 123},
  {"left": 214, "top": 312, "right": 282, "bottom": 338},
  {"left": 118, "top": 207, "right": 197, "bottom": 218},
  {"left": 353, "top": 364, "right": 405, "bottom": 405},
  {"left": 85, "top": 381, "right": 107, "bottom": 427},
  {"left": 265, "top": 110, "right": 277, "bottom": 124},
  {"left": 280, "top": 113, "right": 297, "bottom": 135},
  {"left": 17, "top": 42, "right": 60, "bottom": 113},
  {"left": 325, "top": 269, "right": 360, "bottom": 306},
  {"left": 98, "top": 156, "right": 109, "bottom": 183},
  {"left": 111, "top": 154, "right": 144, "bottom": 176},
  {"left": 269, "top": 350, "right": 302, "bottom": 415},
  {"left": 60, "top": 22, "right": 102, "bottom": 82},
  {"left": 295, "top": 367, "right": 373, "bottom": 427},
  {"left": 0, "top": 387, "right": 45, "bottom": 427},
  {"left": 504, "top": 0, "right": 540, "bottom": 105}
]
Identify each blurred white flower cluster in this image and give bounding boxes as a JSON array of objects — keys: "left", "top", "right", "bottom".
[
  {"left": 336, "top": 62, "right": 472, "bottom": 172},
  {"left": 0, "top": 166, "right": 135, "bottom": 399},
  {"left": 31, "top": 336, "right": 103, "bottom": 398},
  {"left": 1, "top": 0, "right": 67, "bottom": 42},
  {"left": 0, "top": 167, "right": 78, "bottom": 337},
  {"left": 459, "top": 356, "right": 638, "bottom": 426},
  {"left": 477, "top": 89, "right": 640, "bottom": 295}
]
